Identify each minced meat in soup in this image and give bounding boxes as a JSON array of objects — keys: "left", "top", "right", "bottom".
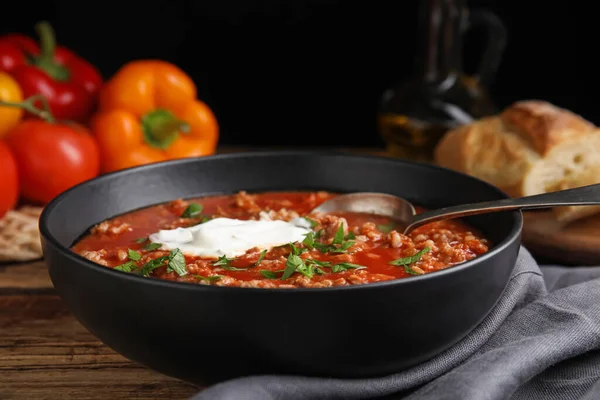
[{"left": 72, "top": 191, "right": 490, "bottom": 288}]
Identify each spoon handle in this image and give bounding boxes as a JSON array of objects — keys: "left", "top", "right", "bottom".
[{"left": 406, "top": 183, "right": 600, "bottom": 233}]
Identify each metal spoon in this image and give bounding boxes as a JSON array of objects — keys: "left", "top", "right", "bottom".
[{"left": 311, "top": 184, "right": 600, "bottom": 235}]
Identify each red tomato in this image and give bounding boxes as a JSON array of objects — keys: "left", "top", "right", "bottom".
[
  {"left": 5, "top": 120, "right": 100, "bottom": 204},
  {"left": 0, "top": 141, "right": 19, "bottom": 217}
]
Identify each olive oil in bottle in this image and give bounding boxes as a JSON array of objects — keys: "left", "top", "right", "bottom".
[{"left": 378, "top": 0, "right": 506, "bottom": 163}]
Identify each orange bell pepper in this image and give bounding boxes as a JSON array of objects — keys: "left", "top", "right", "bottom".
[{"left": 90, "top": 60, "right": 218, "bottom": 173}]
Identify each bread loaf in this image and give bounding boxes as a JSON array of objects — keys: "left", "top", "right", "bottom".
[{"left": 434, "top": 100, "right": 600, "bottom": 224}]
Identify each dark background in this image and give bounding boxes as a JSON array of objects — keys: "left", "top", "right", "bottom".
[{"left": 0, "top": 0, "right": 590, "bottom": 147}]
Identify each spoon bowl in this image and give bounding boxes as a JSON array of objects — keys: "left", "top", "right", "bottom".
[
  {"left": 312, "top": 183, "right": 600, "bottom": 235},
  {"left": 311, "top": 192, "right": 416, "bottom": 233}
]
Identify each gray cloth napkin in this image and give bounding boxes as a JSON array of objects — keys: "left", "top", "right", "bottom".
[{"left": 193, "top": 247, "right": 600, "bottom": 400}]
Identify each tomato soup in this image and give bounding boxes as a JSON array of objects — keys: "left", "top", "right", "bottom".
[{"left": 72, "top": 191, "right": 490, "bottom": 288}]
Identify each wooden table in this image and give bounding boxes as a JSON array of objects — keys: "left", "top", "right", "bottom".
[
  {"left": 0, "top": 261, "right": 200, "bottom": 399},
  {"left": 0, "top": 147, "right": 386, "bottom": 399}
]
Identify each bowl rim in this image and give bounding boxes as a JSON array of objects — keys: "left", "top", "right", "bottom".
[{"left": 39, "top": 150, "right": 523, "bottom": 294}]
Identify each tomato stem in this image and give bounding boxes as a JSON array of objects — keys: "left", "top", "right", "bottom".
[
  {"left": 0, "top": 95, "right": 56, "bottom": 123},
  {"left": 31, "top": 21, "right": 70, "bottom": 82}
]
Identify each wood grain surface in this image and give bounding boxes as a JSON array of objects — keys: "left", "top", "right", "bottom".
[
  {"left": 522, "top": 211, "right": 600, "bottom": 265},
  {"left": 0, "top": 261, "right": 200, "bottom": 400}
]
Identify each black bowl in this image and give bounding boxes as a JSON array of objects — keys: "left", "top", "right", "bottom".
[{"left": 39, "top": 151, "right": 522, "bottom": 385}]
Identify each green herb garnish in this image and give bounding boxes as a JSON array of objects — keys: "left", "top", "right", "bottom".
[
  {"left": 114, "top": 248, "right": 188, "bottom": 277},
  {"left": 330, "top": 262, "right": 366, "bottom": 273},
  {"left": 220, "top": 265, "right": 249, "bottom": 271},
  {"left": 193, "top": 216, "right": 212, "bottom": 225},
  {"left": 295, "top": 259, "right": 319, "bottom": 279},
  {"left": 312, "top": 223, "right": 355, "bottom": 254},
  {"left": 377, "top": 222, "right": 397, "bottom": 233},
  {"left": 136, "top": 255, "right": 170, "bottom": 277},
  {"left": 282, "top": 253, "right": 303, "bottom": 279},
  {"left": 128, "top": 249, "right": 142, "bottom": 261},
  {"left": 345, "top": 231, "right": 356, "bottom": 240},
  {"left": 312, "top": 242, "right": 330, "bottom": 252},
  {"left": 114, "top": 249, "right": 143, "bottom": 272},
  {"left": 212, "top": 255, "right": 231, "bottom": 267},
  {"left": 389, "top": 247, "right": 430, "bottom": 266},
  {"left": 212, "top": 255, "right": 249, "bottom": 271},
  {"left": 313, "top": 240, "right": 355, "bottom": 254},
  {"left": 260, "top": 270, "right": 280, "bottom": 279},
  {"left": 302, "top": 231, "right": 314, "bottom": 249},
  {"left": 303, "top": 217, "right": 318, "bottom": 229},
  {"left": 305, "top": 259, "right": 331, "bottom": 267},
  {"left": 194, "top": 274, "right": 222, "bottom": 282},
  {"left": 114, "top": 261, "right": 137, "bottom": 272},
  {"left": 332, "top": 223, "right": 345, "bottom": 245},
  {"left": 181, "top": 203, "right": 204, "bottom": 218},
  {"left": 134, "top": 237, "right": 148, "bottom": 244},
  {"left": 403, "top": 266, "right": 419, "bottom": 276},
  {"left": 389, "top": 247, "right": 430, "bottom": 275},
  {"left": 166, "top": 248, "right": 187, "bottom": 276},
  {"left": 330, "top": 240, "right": 355, "bottom": 253},
  {"left": 253, "top": 250, "right": 267, "bottom": 266},
  {"left": 289, "top": 242, "right": 307, "bottom": 256},
  {"left": 144, "top": 242, "right": 163, "bottom": 251}
]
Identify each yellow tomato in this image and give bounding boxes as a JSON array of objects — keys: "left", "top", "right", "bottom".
[{"left": 0, "top": 72, "right": 23, "bottom": 138}]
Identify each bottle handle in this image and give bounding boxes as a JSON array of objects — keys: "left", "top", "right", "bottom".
[{"left": 466, "top": 10, "right": 508, "bottom": 87}]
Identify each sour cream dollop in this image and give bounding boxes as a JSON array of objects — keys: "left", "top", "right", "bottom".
[{"left": 148, "top": 216, "right": 312, "bottom": 258}]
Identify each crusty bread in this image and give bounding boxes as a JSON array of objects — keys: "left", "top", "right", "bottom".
[
  {"left": 550, "top": 167, "right": 600, "bottom": 224},
  {"left": 434, "top": 100, "right": 600, "bottom": 224}
]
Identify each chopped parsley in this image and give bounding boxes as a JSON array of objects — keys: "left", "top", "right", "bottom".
[
  {"left": 134, "top": 237, "right": 148, "bottom": 244},
  {"left": 294, "top": 259, "right": 320, "bottom": 279},
  {"left": 136, "top": 255, "right": 169, "bottom": 277},
  {"left": 389, "top": 247, "right": 430, "bottom": 276},
  {"left": 253, "top": 250, "right": 268, "bottom": 266},
  {"left": 144, "top": 242, "right": 163, "bottom": 251},
  {"left": 303, "top": 217, "right": 318, "bottom": 228},
  {"left": 289, "top": 242, "right": 308, "bottom": 256},
  {"left": 270, "top": 249, "right": 366, "bottom": 280},
  {"left": 113, "top": 247, "right": 188, "bottom": 277},
  {"left": 333, "top": 223, "right": 345, "bottom": 244},
  {"left": 181, "top": 203, "right": 204, "bottom": 218},
  {"left": 212, "top": 255, "right": 250, "bottom": 271},
  {"left": 128, "top": 249, "right": 141, "bottom": 261},
  {"left": 305, "top": 258, "right": 331, "bottom": 267},
  {"left": 258, "top": 223, "right": 365, "bottom": 280},
  {"left": 192, "top": 216, "right": 212, "bottom": 225},
  {"left": 312, "top": 223, "right": 356, "bottom": 254},
  {"left": 114, "top": 248, "right": 143, "bottom": 272},
  {"left": 166, "top": 248, "right": 187, "bottom": 276},
  {"left": 302, "top": 231, "right": 315, "bottom": 249},
  {"left": 330, "top": 262, "right": 366, "bottom": 273},
  {"left": 377, "top": 222, "right": 397, "bottom": 233},
  {"left": 282, "top": 253, "right": 303, "bottom": 279},
  {"left": 114, "top": 261, "right": 137, "bottom": 272},
  {"left": 260, "top": 270, "right": 284, "bottom": 279},
  {"left": 212, "top": 255, "right": 231, "bottom": 267}
]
